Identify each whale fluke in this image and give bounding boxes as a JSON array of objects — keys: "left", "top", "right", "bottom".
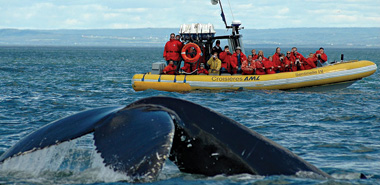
[
  {"left": 0, "top": 106, "right": 124, "bottom": 163},
  {"left": 129, "top": 96, "right": 330, "bottom": 178},
  {"left": 0, "top": 96, "right": 331, "bottom": 182},
  {"left": 93, "top": 104, "right": 175, "bottom": 181}
]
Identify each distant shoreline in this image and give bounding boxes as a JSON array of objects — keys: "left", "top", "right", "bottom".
[{"left": 1, "top": 27, "right": 379, "bottom": 48}]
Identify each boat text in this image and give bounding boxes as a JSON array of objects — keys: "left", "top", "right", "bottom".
[
  {"left": 295, "top": 69, "right": 324, "bottom": 77},
  {"left": 211, "top": 76, "right": 260, "bottom": 82}
]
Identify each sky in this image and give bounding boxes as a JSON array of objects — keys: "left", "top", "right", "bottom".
[{"left": 0, "top": 0, "right": 379, "bottom": 30}]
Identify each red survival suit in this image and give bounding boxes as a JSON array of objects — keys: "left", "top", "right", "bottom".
[
  {"left": 241, "top": 60, "right": 256, "bottom": 75},
  {"left": 272, "top": 53, "right": 282, "bottom": 72},
  {"left": 262, "top": 59, "right": 276, "bottom": 74},
  {"left": 282, "top": 56, "right": 294, "bottom": 72},
  {"left": 254, "top": 60, "right": 266, "bottom": 75},
  {"left": 197, "top": 67, "right": 209, "bottom": 75},
  {"left": 219, "top": 51, "right": 233, "bottom": 73},
  {"left": 163, "top": 39, "right": 183, "bottom": 62},
  {"left": 231, "top": 52, "right": 247, "bottom": 74},
  {"left": 181, "top": 52, "right": 197, "bottom": 73},
  {"left": 315, "top": 50, "right": 328, "bottom": 63},
  {"left": 163, "top": 64, "right": 177, "bottom": 75},
  {"left": 303, "top": 57, "right": 317, "bottom": 70}
]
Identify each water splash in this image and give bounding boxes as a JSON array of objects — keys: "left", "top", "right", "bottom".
[{"left": 0, "top": 134, "right": 129, "bottom": 184}]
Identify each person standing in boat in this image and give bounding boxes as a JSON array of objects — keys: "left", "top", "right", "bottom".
[
  {"left": 251, "top": 49, "right": 258, "bottom": 60},
  {"left": 231, "top": 46, "right": 247, "bottom": 74},
  {"left": 219, "top": 45, "right": 233, "bottom": 73},
  {"left": 242, "top": 55, "right": 256, "bottom": 75},
  {"left": 163, "top": 33, "right": 183, "bottom": 68},
  {"left": 315, "top": 47, "right": 328, "bottom": 66},
  {"left": 163, "top": 60, "right": 177, "bottom": 75},
  {"left": 272, "top": 47, "right": 282, "bottom": 73},
  {"left": 263, "top": 56, "right": 276, "bottom": 74},
  {"left": 207, "top": 51, "right": 222, "bottom": 75},
  {"left": 254, "top": 56, "right": 266, "bottom": 75},
  {"left": 212, "top": 40, "right": 223, "bottom": 57}
]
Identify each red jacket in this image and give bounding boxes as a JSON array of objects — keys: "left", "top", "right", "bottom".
[
  {"left": 290, "top": 52, "right": 306, "bottom": 63},
  {"left": 219, "top": 51, "right": 233, "bottom": 72},
  {"left": 315, "top": 50, "right": 328, "bottom": 63},
  {"left": 262, "top": 59, "right": 276, "bottom": 74},
  {"left": 254, "top": 60, "right": 266, "bottom": 75},
  {"left": 283, "top": 57, "right": 293, "bottom": 72},
  {"left": 181, "top": 62, "right": 197, "bottom": 73},
  {"left": 272, "top": 53, "right": 282, "bottom": 72},
  {"left": 241, "top": 60, "right": 256, "bottom": 75},
  {"left": 163, "top": 39, "right": 182, "bottom": 61},
  {"left": 163, "top": 64, "right": 177, "bottom": 75},
  {"left": 258, "top": 55, "right": 267, "bottom": 61},
  {"left": 231, "top": 52, "right": 247, "bottom": 74},
  {"left": 197, "top": 68, "right": 209, "bottom": 75},
  {"left": 303, "top": 57, "right": 317, "bottom": 70},
  {"left": 252, "top": 54, "right": 258, "bottom": 60}
]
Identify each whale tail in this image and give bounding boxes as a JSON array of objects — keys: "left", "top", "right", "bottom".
[{"left": 0, "top": 96, "right": 331, "bottom": 182}]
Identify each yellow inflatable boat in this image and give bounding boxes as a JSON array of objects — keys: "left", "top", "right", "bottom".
[{"left": 132, "top": 60, "right": 377, "bottom": 92}]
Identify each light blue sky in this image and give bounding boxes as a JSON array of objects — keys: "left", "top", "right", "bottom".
[{"left": 1, "top": 0, "right": 379, "bottom": 29}]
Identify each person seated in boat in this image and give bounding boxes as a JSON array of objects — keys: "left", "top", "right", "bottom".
[
  {"left": 294, "top": 58, "right": 305, "bottom": 71},
  {"left": 242, "top": 55, "right": 256, "bottom": 75},
  {"left": 284, "top": 51, "right": 295, "bottom": 72},
  {"left": 163, "top": 60, "right": 177, "bottom": 75},
  {"left": 272, "top": 47, "right": 282, "bottom": 73},
  {"left": 263, "top": 56, "right": 276, "bottom": 74},
  {"left": 163, "top": 33, "right": 183, "bottom": 68},
  {"left": 212, "top": 40, "right": 223, "bottom": 57},
  {"left": 181, "top": 47, "right": 197, "bottom": 73},
  {"left": 197, "top": 63, "right": 209, "bottom": 75},
  {"left": 254, "top": 56, "right": 266, "bottom": 75},
  {"left": 290, "top": 47, "right": 306, "bottom": 63},
  {"left": 251, "top": 49, "right": 258, "bottom": 60},
  {"left": 315, "top": 47, "right": 328, "bottom": 66},
  {"left": 219, "top": 46, "right": 232, "bottom": 73},
  {"left": 257, "top": 50, "right": 267, "bottom": 60},
  {"left": 231, "top": 46, "right": 247, "bottom": 74},
  {"left": 303, "top": 53, "right": 317, "bottom": 70},
  {"left": 207, "top": 51, "right": 222, "bottom": 75}
]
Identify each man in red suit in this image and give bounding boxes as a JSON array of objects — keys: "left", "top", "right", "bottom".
[
  {"left": 231, "top": 46, "right": 247, "bottom": 74},
  {"left": 163, "top": 33, "right": 183, "bottom": 69},
  {"left": 272, "top": 47, "right": 282, "bottom": 73},
  {"left": 219, "top": 46, "right": 233, "bottom": 73},
  {"left": 163, "top": 60, "right": 177, "bottom": 75},
  {"left": 315, "top": 47, "right": 328, "bottom": 64}
]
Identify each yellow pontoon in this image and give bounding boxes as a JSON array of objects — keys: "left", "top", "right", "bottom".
[{"left": 132, "top": 60, "right": 377, "bottom": 92}]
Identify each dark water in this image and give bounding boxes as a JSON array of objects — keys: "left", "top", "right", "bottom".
[{"left": 0, "top": 46, "right": 379, "bottom": 184}]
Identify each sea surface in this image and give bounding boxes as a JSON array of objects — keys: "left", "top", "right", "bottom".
[{"left": 0, "top": 46, "right": 379, "bottom": 184}]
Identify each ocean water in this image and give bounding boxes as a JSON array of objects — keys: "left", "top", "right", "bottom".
[{"left": 0, "top": 46, "right": 379, "bottom": 184}]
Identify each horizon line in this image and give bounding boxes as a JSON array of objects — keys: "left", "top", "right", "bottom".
[{"left": 1, "top": 27, "right": 380, "bottom": 31}]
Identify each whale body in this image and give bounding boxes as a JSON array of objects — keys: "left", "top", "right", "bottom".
[{"left": 0, "top": 96, "right": 330, "bottom": 182}]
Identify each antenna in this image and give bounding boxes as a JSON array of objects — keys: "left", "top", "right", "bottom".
[{"left": 227, "top": 0, "right": 235, "bottom": 21}]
